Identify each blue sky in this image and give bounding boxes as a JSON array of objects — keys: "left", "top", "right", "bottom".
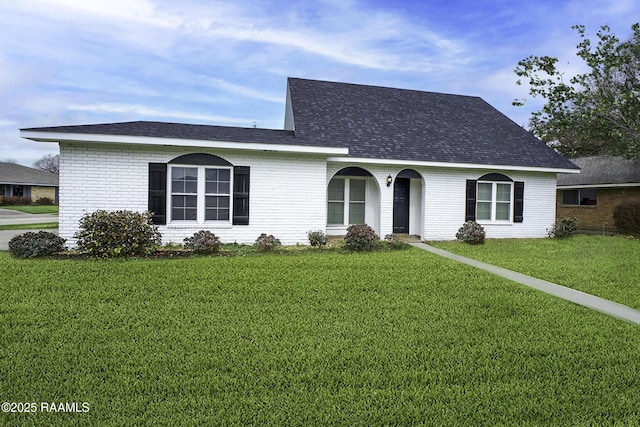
[{"left": 1, "top": 0, "right": 639, "bottom": 166}]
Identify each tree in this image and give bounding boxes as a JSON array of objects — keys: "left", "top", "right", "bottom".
[
  {"left": 514, "top": 24, "right": 640, "bottom": 159},
  {"left": 33, "top": 154, "right": 59, "bottom": 175}
]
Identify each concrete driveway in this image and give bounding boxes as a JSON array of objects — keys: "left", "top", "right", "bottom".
[{"left": 0, "top": 208, "right": 59, "bottom": 250}]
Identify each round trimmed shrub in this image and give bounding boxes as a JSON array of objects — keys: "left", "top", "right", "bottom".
[
  {"left": 613, "top": 201, "right": 640, "bottom": 236},
  {"left": 456, "top": 220, "right": 486, "bottom": 244},
  {"left": 344, "top": 224, "right": 379, "bottom": 251},
  {"left": 307, "top": 230, "right": 328, "bottom": 249},
  {"left": 9, "top": 231, "right": 66, "bottom": 258},
  {"left": 255, "top": 233, "right": 282, "bottom": 252},
  {"left": 183, "top": 230, "right": 221, "bottom": 254},
  {"left": 547, "top": 217, "right": 578, "bottom": 239},
  {"left": 74, "top": 210, "right": 161, "bottom": 257}
]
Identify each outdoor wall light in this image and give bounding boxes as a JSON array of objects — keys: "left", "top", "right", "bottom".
[{"left": 386, "top": 175, "right": 393, "bottom": 187}]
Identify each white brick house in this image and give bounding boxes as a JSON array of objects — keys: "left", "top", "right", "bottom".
[{"left": 21, "top": 78, "right": 579, "bottom": 245}]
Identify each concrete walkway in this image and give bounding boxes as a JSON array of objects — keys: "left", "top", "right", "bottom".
[{"left": 411, "top": 242, "right": 640, "bottom": 325}]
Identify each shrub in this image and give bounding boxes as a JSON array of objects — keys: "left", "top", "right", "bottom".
[
  {"left": 344, "top": 224, "right": 379, "bottom": 252},
  {"left": 547, "top": 217, "right": 578, "bottom": 239},
  {"left": 456, "top": 220, "right": 486, "bottom": 244},
  {"left": 255, "top": 233, "right": 282, "bottom": 252},
  {"left": 183, "top": 230, "right": 221, "bottom": 254},
  {"left": 613, "top": 201, "right": 640, "bottom": 236},
  {"left": 384, "top": 234, "right": 411, "bottom": 250},
  {"left": 34, "top": 197, "right": 55, "bottom": 206},
  {"left": 0, "top": 196, "right": 32, "bottom": 206},
  {"left": 307, "top": 230, "right": 328, "bottom": 249},
  {"left": 8, "top": 231, "right": 66, "bottom": 258},
  {"left": 74, "top": 210, "right": 161, "bottom": 257}
]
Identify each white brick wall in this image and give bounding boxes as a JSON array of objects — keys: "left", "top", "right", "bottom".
[
  {"left": 60, "top": 143, "right": 328, "bottom": 246},
  {"left": 326, "top": 163, "right": 557, "bottom": 241},
  {"left": 422, "top": 168, "right": 556, "bottom": 240},
  {"left": 59, "top": 143, "right": 558, "bottom": 247}
]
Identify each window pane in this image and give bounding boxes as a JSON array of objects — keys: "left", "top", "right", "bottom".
[
  {"left": 205, "top": 196, "right": 230, "bottom": 221},
  {"left": 477, "top": 201, "right": 491, "bottom": 220},
  {"left": 205, "top": 168, "right": 231, "bottom": 195},
  {"left": 349, "top": 179, "right": 366, "bottom": 202},
  {"left": 477, "top": 183, "right": 492, "bottom": 201},
  {"left": 580, "top": 189, "right": 597, "bottom": 206},
  {"left": 496, "top": 183, "right": 511, "bottom": 202},
  {"left": 172, "top": 167, "right": 197, "bottom": 193},
  {"left": 327, "top": 201, "right": 344, "bottom": 224},
  {"left": 349, "top": 202, "right": 365, "bottom": 224},
  {"left": 496, "top": 202, "right": 510, "bottom": 220},
  {"left": 328, "top": 179, "right": 344, "bottom": 201},
  {"left": 172, "top": 195, "right": 197, "bottom": 220},
  {"left": 562, "top": 190, "right": 579, "bottom": 205}
]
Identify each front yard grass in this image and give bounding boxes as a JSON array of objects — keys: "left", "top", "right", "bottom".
[
  {"left": 0, "top": 205, "right": 59, "bottom": 214},
  {"left": 0, "top": 222, "right": 58, "bottom": 231},
  {"left": 1, "top": 247, "right": 639, "bottom": 425},
  {"left": 431, "top": 234, "right": 640, "bottom": 310}
]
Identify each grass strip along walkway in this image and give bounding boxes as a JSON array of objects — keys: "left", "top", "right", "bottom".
[{"left": 412, "top": 242, "right": 640, "bottom": 325}]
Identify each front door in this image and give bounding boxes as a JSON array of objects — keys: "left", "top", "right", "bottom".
[{"left": 393, "top": 178, "right": 410, "bottom": 233}]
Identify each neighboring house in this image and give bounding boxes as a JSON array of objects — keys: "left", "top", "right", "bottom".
[
  {"left": 20, "top": 77, "right": 578, "bottom": 245},
  {"left": 557, "top": 156, "right": 640, "bottom": 233},
  {"left": 0, "top": 161, "right": 59, "bottom": 203}
]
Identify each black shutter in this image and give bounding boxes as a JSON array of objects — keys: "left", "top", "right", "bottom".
[
  {"left": 233, "top": 166, "right": 250, "bottom": 225},
  {"left": 148, "top": 163, "right": 167, "bottom": 225},
  {"left": 465, "top": 180, "right": 477, "bottom": 221},
  {"left": 514, "top": 181, "right": 524, "bottom": 223}
]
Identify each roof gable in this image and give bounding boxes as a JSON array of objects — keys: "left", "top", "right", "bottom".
[{"left": 286, "top": 77, "right": 578, "bottom": 170}]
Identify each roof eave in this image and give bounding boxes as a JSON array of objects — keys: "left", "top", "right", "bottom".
[
  {"left": 20, "top": 131, "right": 349, "bottom": 156},
  {"left": 327, "top": 156, "right": 581, "bottom": 174}
]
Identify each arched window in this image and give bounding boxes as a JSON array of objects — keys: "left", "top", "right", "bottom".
[
  {"left": 328, "top": 167, "right": 372, "bottom": 225},
  {"left": 465, "top": 174, "right": 524, "bottom": 223},
  {"left": 148, "top": 153, "right": 250, "bottom": 225}
]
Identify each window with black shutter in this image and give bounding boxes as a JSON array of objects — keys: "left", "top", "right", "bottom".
[
  {"left": 465, "top": 175, "right": 524, "bottom": 223},
  {"left": 233, "top": 166, "right": 250, "bottom": 225},
  {"left": 148, "top": 154, "right": 250, "bottom": 226}
]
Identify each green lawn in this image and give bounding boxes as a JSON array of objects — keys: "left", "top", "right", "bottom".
[
  {"left": 0, "top": 222, "right": 58, "bottom": 231},
  {"left": 0, "top": 205, "right": 59, "bottom": 214},
  {"left": 432, "top": 235, "right": 640, "bottom": 310},
  {"left": 1, "top": 246, "right": 639, "bottom": 425}
]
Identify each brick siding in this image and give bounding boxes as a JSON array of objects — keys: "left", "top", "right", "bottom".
[{"left": 557, "top": 187, "right": 640, "bottom": 232}]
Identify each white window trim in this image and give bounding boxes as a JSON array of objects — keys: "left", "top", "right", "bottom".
[
  {"left": 327, "top": 177, "right": 367, "bottom": 226},
  {"left": 476, "top": 181, "right": 513, "bottom": 223},
  {"left": 168, "top": 164, "right": 233, "bottom": 224}
]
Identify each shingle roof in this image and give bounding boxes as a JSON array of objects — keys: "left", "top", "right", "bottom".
[
  {"left": 0, "top": 162, "right": 58, "bottom": 186},
  {"left": 557, "top": 156, "right": 640, "bottom": 186},
  {"left": 23, "top": 121, "right": 297, "bottom": 145},
  {"left": 287, "top": 78, "right": 578, "bottom": 169},
  {"left": 21, "top": 77, "right": 579, "bottom": 170}
]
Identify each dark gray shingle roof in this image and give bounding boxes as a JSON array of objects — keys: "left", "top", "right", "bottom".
[
  {"left": 22, "top": 77, "right": 579, "bottom": 170},
  {"left": 557, "top": 156, "right": 640, "bottom": 186},
  {"left": 23, "top": 121, "right": 297, "bottom": 145},
  {"left": 287, "top": 78, "right": 578, "bottom": 169},
  {"left": 0, "top": 162, "right": 58, "bottom": 186}
]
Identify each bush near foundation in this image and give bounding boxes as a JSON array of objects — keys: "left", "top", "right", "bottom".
[
  {"left": 307, "top": 230, "right": 328, "bottom": 249},
  {"left": 344, "top": 224, "right": 379, "bottom": 252},
  {"left": 9, "top": 231, "right": 66, "bottom": 258},
  {"left": 613, "top": 201, "right": 640, "bottom": 237},
  {"left": 456, "top": 220, "right": 486, "bottom": 244},
  {"left": 255, "top": 233, "right": 282, "bottom": 252},
  {"left": 0, "top": 196, "right": 32, "bottom": 206},
  {"left": 74, "top": 210, "right": 161, "bottom": 257},
  {"left": 547, "top": 217, "right": 578, "bottom": 239},
  {"left": 183, "top": 231, "right": 221, "bottom": 254}
]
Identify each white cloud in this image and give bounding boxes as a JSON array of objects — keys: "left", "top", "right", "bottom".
[{"left": 66, "top": 103, "right": 257, "bottom": 125}]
